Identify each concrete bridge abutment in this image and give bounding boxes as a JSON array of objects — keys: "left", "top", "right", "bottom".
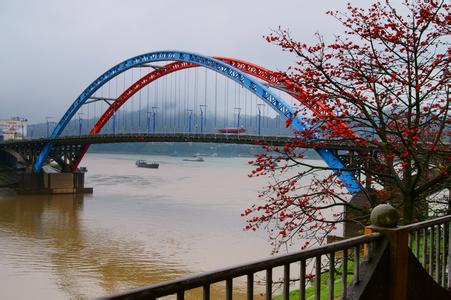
[{"left": 18, "top": 172, "right": 92, "bottom": 195}]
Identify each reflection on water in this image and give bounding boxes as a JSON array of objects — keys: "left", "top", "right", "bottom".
[
  {"left": 0, "top": 154, "right": 276, "bottom": 299},
  {"left": 0, "top": 193, "right": 191, "bottom": 299}
]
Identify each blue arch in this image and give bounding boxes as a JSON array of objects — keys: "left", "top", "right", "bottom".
[{"left": 34, "top": 51, "right": 361, "bottom": 193}]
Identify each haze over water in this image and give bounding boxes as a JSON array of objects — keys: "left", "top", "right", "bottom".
[{"left": 0, "top": 153, "right": 283, "bottom": 299}]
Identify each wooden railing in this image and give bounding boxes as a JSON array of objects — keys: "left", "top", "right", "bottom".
[
  {"left": 99, "top": 214, "right": 451, "bottom": 300},
  {"left": 365, "top": 214, "right": 451, "bottom": 299},
  {"left": 403, "top": 215, "right": 451, "bottom": 288},
  {"left": 99, "top": 233, "right": 383, "bottom": 300}
]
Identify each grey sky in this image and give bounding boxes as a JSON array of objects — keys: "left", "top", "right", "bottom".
[{"left": 0, "top": 0, "right": 373, "bottom": 123}]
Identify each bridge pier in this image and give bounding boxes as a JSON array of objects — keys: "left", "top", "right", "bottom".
[{"left": 18, "top": 172, "right": 93, "bottom": 195}]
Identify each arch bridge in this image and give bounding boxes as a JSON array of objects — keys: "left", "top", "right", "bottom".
[{"left": 1, "top": 51, "right": 364, "bottom": 194}]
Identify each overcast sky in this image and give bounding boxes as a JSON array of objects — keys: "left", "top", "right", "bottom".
[{"left": 0, "top": 0, "right": 375, "bottom": 123}]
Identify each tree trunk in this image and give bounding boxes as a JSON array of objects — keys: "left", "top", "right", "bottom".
[{"left": 402, "top": 193, "right": 414, "bottom": 224}]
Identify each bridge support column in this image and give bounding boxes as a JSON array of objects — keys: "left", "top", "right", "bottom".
[{"left": 18, "top": 172, "right": 93, "bottom": 195}]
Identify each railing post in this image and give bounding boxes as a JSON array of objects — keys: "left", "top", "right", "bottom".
[{"left": 365, "top": 204, "right": 408, "bottom": 300}]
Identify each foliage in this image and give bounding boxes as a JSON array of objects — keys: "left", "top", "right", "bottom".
[{"left": 244, "top": 0, "right": 450, "bottom": 251}]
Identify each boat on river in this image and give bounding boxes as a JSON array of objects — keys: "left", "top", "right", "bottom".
[
  {"left": 78, "top": 167, "right": 88, "bottom": 173},
  {"left": 136, "top": 160, "right": 159, "bottom": 169},
  {"left": 183, "top": 156, "right": 204, "bottom": 162}
]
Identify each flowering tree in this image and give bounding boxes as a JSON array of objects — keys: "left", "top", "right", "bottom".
[{"left": 244, "top": 0, "right": 450, "bottom": 251}]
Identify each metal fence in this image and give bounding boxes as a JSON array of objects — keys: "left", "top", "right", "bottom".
[{"left": 100, "top": 233, "right": 383, "bottom": 300}]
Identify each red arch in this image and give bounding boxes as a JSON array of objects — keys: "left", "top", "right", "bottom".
[{"left": 69, "top": 57, "right": 356, "bottom": 171}]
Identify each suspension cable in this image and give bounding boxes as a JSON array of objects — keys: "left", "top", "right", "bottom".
[{"left": 214, "top": 72, "right": 218, "bottom": 129}]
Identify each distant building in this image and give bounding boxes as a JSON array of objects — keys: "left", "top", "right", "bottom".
[{"left": 0, "top": 117, "right": 28, "bottom": 141}]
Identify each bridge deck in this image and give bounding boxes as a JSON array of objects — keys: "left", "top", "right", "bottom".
[
  {"left": 2, "top": 133, "right": 449, "bottom": 158},
  {"left": 0, "top": 133, "right": 377, "bottom": 151}
]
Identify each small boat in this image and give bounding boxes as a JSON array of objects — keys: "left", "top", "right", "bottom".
[
  {"left": 183, "top": 156, "right": 204, "bottom": 162},
  {"left": 136, "top": 160, "right": 159, "bottom": 169}
]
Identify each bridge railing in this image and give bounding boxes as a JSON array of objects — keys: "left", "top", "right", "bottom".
[{"left": 99, "top": 233, "right": 383, "bottom": 300}]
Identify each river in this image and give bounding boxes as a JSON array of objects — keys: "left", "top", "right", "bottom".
[{"left": 0, "top": 153, "right": 293, "bottom": 299}]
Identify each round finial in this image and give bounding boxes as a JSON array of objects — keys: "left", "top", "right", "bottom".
[{"left": 370, "top": 204, "right": 399, "bottom": 228}]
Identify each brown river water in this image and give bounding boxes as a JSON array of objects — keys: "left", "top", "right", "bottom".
[{"left": 0, "top": 153, "right": 296, "bottom": 299}]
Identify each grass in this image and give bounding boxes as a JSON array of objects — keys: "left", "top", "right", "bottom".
[{"left": 274, "top": 260, "right": 355, "bottom": 300}]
